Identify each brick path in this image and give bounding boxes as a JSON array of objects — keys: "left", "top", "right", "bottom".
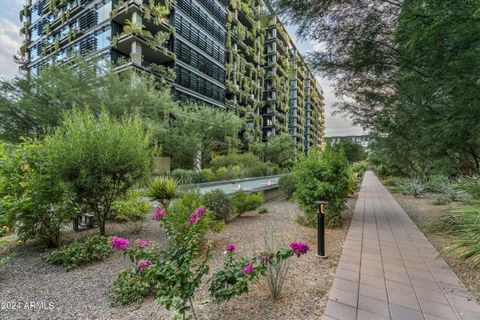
[{"left": 324, "top": 171, "right": 480, "bottom": 320}]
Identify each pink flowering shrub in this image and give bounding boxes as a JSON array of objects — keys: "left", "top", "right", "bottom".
[
  {"left": 209, "top": 241, "right": 309, "bottom": 303},
  {"left": 112, "top": 206, "right": 211, "bottom": 318},
  {"left": 111, "top": 237, "right": 130, "bottom": 251},
  {"left": 153, "top": 205, "right": 166, "bottom": 221},
  {"left": 112, "top": 193, "right": 309, "bottom": 317},
  {"left": 225, "top": 243, "right": 236, "bottom": 252},
  {"left": 289, "top": 242, "right": 310, "bottom": 256},
  {"left": 136, "top": 259, "right": 152, "bottom": 272}
]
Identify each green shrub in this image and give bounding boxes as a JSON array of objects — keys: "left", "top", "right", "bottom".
[
  {"left": 148, "top": 176, "right": 179, "bottom": 205},
  {"left": 200, "top": 168, "right": 215, "bottom": 182},
  {"left": 46, "top": 109, "right": 152, "bottom": 235},
  {"left": 113, "top": 267, "right": 152, "bottom": 305},
  {"left": 258, "top": 207, "right": 268, "bottom": 214},
  {"left": 232, "top": 191, "right": 264, "bottom": 215},
  {"left": 293, "top": 147, "right": 352, "bottom": 228},
  {"left": 167, "top": 190, "right": 213, "bottom": 240},
  {"left": 171, "top": 169, "right": 195, "bottom": 185},
  {"left": 214, "top": 167, "right": 229, "bottom": 181},
  {"left": 398, "top": 178, "right": 426, "bottom": 197},
  {"left": 0, "top": 226, "right": 15, "bottom": 267},
  {"left": 44, "top": 235, "right": 112, "bottom": 271},
  {"left": 351, "top": 161, "right": 368, "bottom": 178},
  {"left": 0, "top": 140, "right": 71, "bottom": 248},
  {"left": 278, "top": 174, "right": 296, "bottom": 199},
  {"left": 382, "top": 176, "right": 401, "bottom": 187},
  {"left": 210, "top": 153, "right": 260, "bottom": 170},
  {"left": 112, "top": 191, "right": 150, "bottom": 222},
  {"left": 202, "top": 189, "right": 233, "bottom": 221},
  {"left": 210, "top": 220, "right": 226, "bottom": 233}
]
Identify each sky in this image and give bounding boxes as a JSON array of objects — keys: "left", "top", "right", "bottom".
[{"left": 0, "top": 0, "right": 364, "bottom": 137}]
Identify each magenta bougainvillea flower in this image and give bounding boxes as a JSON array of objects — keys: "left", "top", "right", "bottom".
[
  {"left": 289, "top": 242, "right": 310, "bottom": 255},
  {"left": 136, "top": 259, "right": 152, "bottom": 272},
  {"left": 188, "top": 207, "right": 208, "bottom": 226},
  {"left": 242, "top": 263, "right": 254, "bottom": 275},
  {"left": 226, "top": 243, "right": 236, "bottom": 252},
  {"left": 136, "top": 240, "right": 150, "bottom": 249},
  {"left": 111, "top": 236, "right": 129, "bottom": 251},
  {"left": 154, "top": 206, "right": 166, "bottom": 221}
]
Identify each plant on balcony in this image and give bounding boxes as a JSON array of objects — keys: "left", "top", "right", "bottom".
[
  {"left": 146, "top": 31, "right": 169, "bottom": 50},
  {"left": 44, "top": 23, "right": 51, "bottom": 35},
  {"left": 20, "top": 5, "right": 29, "bottom": 23},
  {"left": 149, "top": 5, "right": 170, "bottom": 26},
  {"left": 123, "top": 19, "right": 151, "bottom": 38}
]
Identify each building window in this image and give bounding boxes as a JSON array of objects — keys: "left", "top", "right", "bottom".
[{"left": 97, "top": 1, "right": 112, "bottom": 23}]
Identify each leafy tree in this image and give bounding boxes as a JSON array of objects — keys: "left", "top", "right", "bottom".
[
  {"left": 251, "top": 133, "right": 295, "bottom": 167},
  {"left": 155, "top": 103, "right": 243, "bottom": 169},
  {"left": 0, "top": 59, "right": 244, "bottom": 170},
  {"left": 275, "top": 0, "right": 480, "bottom": 175},
  {"left": 46, "top": 109, "right": 152, "bottom": 235},
  {"left": 332, "top": 139, "right": 367, "bottom": 164},
  {"left": 0, "top": 58, "right": 174, "bottom": 143}
]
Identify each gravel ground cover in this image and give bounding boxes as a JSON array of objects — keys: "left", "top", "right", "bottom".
[
  {"left": 391, "top": 191, "right": 480, "bottom": 301},
  {"left": 0, "top": 197, "right": 354, "bottom": 320}
]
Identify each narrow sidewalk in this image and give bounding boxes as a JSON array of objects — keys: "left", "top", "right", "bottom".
[{"left": 324, "top": 171, "right": 480, "bottom": 320}]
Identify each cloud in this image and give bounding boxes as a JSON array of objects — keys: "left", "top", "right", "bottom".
[{"left": 0, "top": 17, "right": 21, "bottom": 79}]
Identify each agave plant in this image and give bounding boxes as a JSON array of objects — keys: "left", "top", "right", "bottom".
[
  {"left": 439, "top": 202, "right": 480, "bottom": 264},
  {"left": 457, "top": 176, "right": 480, "bottom": 201},
  {"left": 398, "top": 178, "right": 426, "bottom": 197},
  {"left": 148, "top": 176, "right": 179, "bottom": 205},
  {"left": 430, "top": 180, "right": 464, "bottom": 202}
]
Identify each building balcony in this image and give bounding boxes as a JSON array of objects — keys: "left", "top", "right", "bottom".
[{"left": 114, "top": 33, "right": 174, "bottom": 65}]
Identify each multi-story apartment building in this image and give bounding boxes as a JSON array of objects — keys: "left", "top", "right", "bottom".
[{"left": 19, "top": 0, "right": 325, "bottom": 152}]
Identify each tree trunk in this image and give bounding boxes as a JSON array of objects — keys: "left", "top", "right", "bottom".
[{"left": 99, "top": 214, "right": 106, "bottom": 235}]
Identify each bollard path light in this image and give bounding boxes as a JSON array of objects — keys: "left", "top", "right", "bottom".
[{"left": 314, "top": 200, "right": 328, "bottom": 259}]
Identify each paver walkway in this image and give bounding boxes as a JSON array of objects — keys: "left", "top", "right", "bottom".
[{"left": 324, "top": 171, "right": 480, "bottom": 320}]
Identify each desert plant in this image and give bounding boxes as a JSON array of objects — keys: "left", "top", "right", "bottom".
[
  {"left": 148, "top": 176, "right": 179, "bottom": 206},
  {"left": 431, "top": 196, "right": 450, "bottom": 206},
  {"left": 430, "top": 180, "right": 464, "bottom": 202},
  {"left": 397, "top": 178, "right": 426, "bottom": 197},
  {"left": 431, "top": 203, "right": 480, "bottom": 264},
  {"left": 44, "top": 235, "right": 112, "bottom": 271},
  {"left": 232, "top": 191, "right": 263, "bottom": 215},
  {"left": 46, "top": 109, "right": 152, "bottom": 235},
  {"left": 278, "top": 174, "right": 296, "bottom": 199},
  {"left": 209, "top": 241, "right": 310, "bottom": 304},
  {"left": 202, "top": 189, "right": 233, "bottom": 221},
  {"left": 457, "top": 176, "right": 480, "bottom": 201},
  {"left": 262, "top": 227, "right": 289, "bottom": 299}
]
